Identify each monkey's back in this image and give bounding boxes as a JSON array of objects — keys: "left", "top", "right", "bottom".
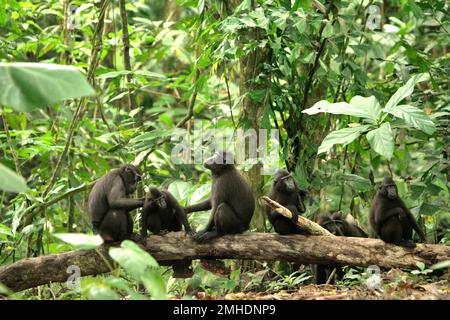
[
  {"left": 212, "top": 167, "right": 255, "bottom": 225},
  {"left": 87, "top": 169, "right": 121, "bottom": 223}
]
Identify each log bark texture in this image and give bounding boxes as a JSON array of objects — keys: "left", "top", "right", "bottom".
[
  {"left": 0, "top": 232, "right": 449, "bottom": 292},
  {"left": 261, "top": 196, "right": 334, "bottom": 236}
]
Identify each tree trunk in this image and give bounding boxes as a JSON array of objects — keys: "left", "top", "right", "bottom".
[
  {"left": 232, "top": 5, "right": 272, "bottom": 231},
  {"left": 1, "top": 232, "right": 448, "bottom": 292}
]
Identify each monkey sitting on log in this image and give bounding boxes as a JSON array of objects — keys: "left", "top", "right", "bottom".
[
  {"left": 265, "top": 169, "right": 307, "bottom": 234},
  {"left": 184, "top": 151, "right": 255, "bottom": 243},
  {"left": 87, "top": 165, "right": 144, "bottom": 242},
  {"left": 313, "top": 212, "right": 368, "bottom": 284},
  {"left": 141, "top": 187, "right": 192, "bottom": 237},
  {"left": 370, "top": 176, "right": 425, "bottom": 248},
  {"left": 141, "top": 187, "right": 193, "bottom": 278}
]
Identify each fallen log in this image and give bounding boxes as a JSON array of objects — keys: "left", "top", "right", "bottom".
[{"left": 0, "top": 232, "right": 449, "bottom": 292}]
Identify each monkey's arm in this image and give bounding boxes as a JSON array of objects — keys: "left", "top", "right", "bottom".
[
  {"left": 165, "top": 192, "right": 193, "bottom": 234},
  {"left": 175, "top": 206, "right": 193, "bottom": 234},
  {"left": 296, "top": 193, "right": 306, "bottom": 213},
  {"left": 184, "top": 199, "right": 212, "bottom": 214},
  {"left": 140, "top": 209, "right": 148, "bottom": 237},
  {"left": 197, "top": 207, "right": 216, "bottom": 233},
  {"left": 400, "top": 201, "right": 426, "bottom": 241},
  {"left": 108, "top": 178, "right": 144, "bottom": 210}
]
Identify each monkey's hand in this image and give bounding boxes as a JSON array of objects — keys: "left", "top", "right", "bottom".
[
  {"left": 159, "top": 229, "right": 170, "bottom": 235},
  {"left": 399, "top": 239, "right": 416, "bottom": 249},
  {"left": 192, "top": 231, "right": 218, "bottom": 243},
  {"left": 417, "top": 236, "right": 426, "bottom": 243},
  {"left": 185, "top": 229, "right": 195, "bottom": 237}
]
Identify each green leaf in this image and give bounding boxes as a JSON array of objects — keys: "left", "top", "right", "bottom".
[
  {"left": 430, "top": 260, "right": 450, "bottom": 270},
  {"left": 188, "top": 183, "right": 211, "bottom": 205},
  {"left": 366, "top": 123, "right": 394, "bottom": 159},
  {"left": 109, "top": 240, "right": 159, "bottom": 281},
  {"left": 303, "top": 100, "right": 378, "bottom": 123},
  {"left": 349, "top": 96, "right": 382, "bottom": 124},
  {"left": 336, "top": 173, "right": 372, "bottom": 192},
  {"left": 141, "top": 272, "right": 167, "bottom": 300},
  {"left": 86, "top": 285, "right": 119, "bottom": 300},
  {"left": 384, "top": 73, "right": 428, "bottom": 113},
  {"left": 419, "top": 203, "right": 441, "bottom": 216},
  {"left": 0, "top": 163, "right": 28, "bottom": 193},
  {"left": 0, "top": 283, "right": 12, "bottom": 295},
  {"left": 415, "top": 261, "right": 425, "bottom": 270},
  {"left": 249, "top": 89, "right": 266, "bottom": 103},
  {"left": 54, "top": 233, "right": 103, "bottom": 250},
  {"left": 318, "top": 125, "right": 371, "bottom": 155},
  {"left": 0, "top": 62, "right": 95, "bottom": 112},
  {"left": 168, "top": 181, "right": 191, "bottom": 202},
  {"left": 130, "top": 129, "right": 176, "bottom": 145},
  {"left": 322, "top": 21, "right": 334, "bottom": 38},
  {"left": 387, "top": 104, "right": 436, "bottom": 135}
]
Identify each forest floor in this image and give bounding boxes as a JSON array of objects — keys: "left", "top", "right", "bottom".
[
  {"left": 196, "top": 270, "right": 450, "bottom": 300},
  {"left": 221, "top": 282, "right": 450, "bottom": 300}
]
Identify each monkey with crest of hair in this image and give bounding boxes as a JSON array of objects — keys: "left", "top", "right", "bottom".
[
  {"left": 370, "top": 176, "right": 425, "bottom": 248},
  {"left": 265, "top": 169, "right": 307, "bottom": 234},
  {"left": 87, "top": 165, "right": 144, "bottom": 242},
  {"left": 141, "top": 187, "right": 193, "bottom": 278}
]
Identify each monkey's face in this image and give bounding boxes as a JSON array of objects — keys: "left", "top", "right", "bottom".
[
  {"left": 122, "top": 165, "right": 141, "bottom": 194},
  {"left": 204, "top": 151, "right": 234, "bottom": 173},
  {"left": 380, "top": 176, "right": 398, "bottom": 199},
  {"left": 274, "top": 172, "right": 296, "bottom": 193},
  {"left": 147, "top": 189, "right": 167, "bottom": 209},
  {"left": 380, "top": 183, "right": 398, "bottom": 199},
  {"left": 154, "top": 195, "right": 167, "bottom": 209}
]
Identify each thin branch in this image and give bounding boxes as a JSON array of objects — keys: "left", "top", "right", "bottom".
[
  {"left": 119, "top": 0, "right": 136, "bottom": 111},
  {"left": 1, "top": 111, "right": 21, "bottom": 175},
  {"left": 261, "top": 196, "right": 334, "bottom": 236}
]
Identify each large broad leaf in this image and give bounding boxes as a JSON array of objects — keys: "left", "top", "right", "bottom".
[
  {"left": 85, "top": 285, "right": 120, "bottom": 300},
  {"left": 303, "top": 100, "right": 378, "bottom": 123},
  {"left": 349, "top": 96, "right": 382, "bottom": 124},
  {"left": 388, "top": 104, "right": 436, "bottom": 135},
  {"left": 0, "top": 163, "right": 28, "bottom": 193},
  {"left": 383, "top": 73, "right": 427, "bottom": 113},
  {"left": 318, "top": 125, "right": 371, "bottom": 155},
  {"left": 366, "top": 123, "right": 394, "bottom": 159},
  {"left": 0, "top": 62, "right": 95, "bottom": 112},
  {"left": 141, "top": 272, "right": 167, "bottom": 300},
  {"left": 168, "top": 180, "right": 191, "bottom": 202},
  {"left": 54, "top": 233, "right": 103, "bottom": 250},
  {"left": 109, "top": 240, "right": 159, "bottom": 281}
]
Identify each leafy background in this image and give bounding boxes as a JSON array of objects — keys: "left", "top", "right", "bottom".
[{"left": 0, "top": 0, "right": 448, "bottom": 299}]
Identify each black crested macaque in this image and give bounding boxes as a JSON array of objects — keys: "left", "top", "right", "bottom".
[
  {"left": 317, "top": 212, "right": 368, "bottom": 237},
  {"left": 184, "top": 151, "right": 255, "bottom": 243},
  {"left": 141, "top": 187, "right": 193, "bottom": 237},
  {"left": 265, "top": 169, "right": 307, "bottom": 234},
  {"left": 313, "top": 212, "right": 368, "bottom": 284},
  {"left": 87, "top": 165, "right": 144, "bottom": 242},
  {"left": 142, "top": 187, "right": 193, "bottom": 278},
  {"left": 370, "top": 176, "right": 425, "bottom": 248}
]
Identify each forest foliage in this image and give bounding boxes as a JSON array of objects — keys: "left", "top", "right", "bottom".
[{"left": 0, "top": 0, "right": 449, "bottom": 299}]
